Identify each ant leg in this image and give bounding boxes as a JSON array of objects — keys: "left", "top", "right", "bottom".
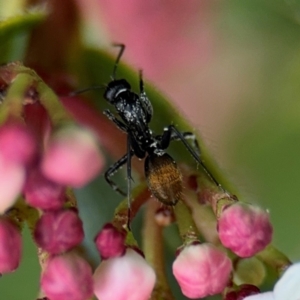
[
  {"left": 126, "top": 135, "right": 134, "bottom": 227},
  {"left": 181, "top": 132, "right": 200, "bottom": 156},
  {"left": 138, "top": 70, "right": 153, "bottom": 123},
  {"left": 171, "top": 132, "right": 200, "bottom": 157},
  {"left": 105, "top": 155, "right": 128, "bottom": 197},
  {"left": 159, "top": 128, "right": 200, "bottom": 156},
  {"left": 162, "top": 125, "right": 223, "bottom": 189},
  {"left": 103, "top": 109, "right": 128, "bottom": 132},
  {"left": 159, "top": 127, "right": 172, "bottom": 149}
]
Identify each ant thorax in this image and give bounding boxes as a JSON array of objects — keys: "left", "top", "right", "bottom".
[{"left": 115, "top": 92, "right": 149, "bottom": 127}]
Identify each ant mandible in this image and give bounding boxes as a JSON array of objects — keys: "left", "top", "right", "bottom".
[{"left": 102, "top": 44, "right": 223, "bottom": 220}]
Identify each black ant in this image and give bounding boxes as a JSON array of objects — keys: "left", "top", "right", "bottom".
[{"left": 74, "top": 44, "right": 223, "bottom": 222}]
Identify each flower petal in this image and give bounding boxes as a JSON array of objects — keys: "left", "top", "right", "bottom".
[
  {"left": 244, "top": 291, "right": 274, "bottom": 300},
  {"left": 274, "top": 262, "right": 300, "bottom": 300},
  {"left": 93, "top": 248, "right": 156, "bottom": 300}
]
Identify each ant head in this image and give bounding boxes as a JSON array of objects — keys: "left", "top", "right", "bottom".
[{"left": 104, "top": 79, "right": 131, "bottom": 104}]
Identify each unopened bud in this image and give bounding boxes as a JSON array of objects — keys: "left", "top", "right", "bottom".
[
  {"left": 218, "top": 203, "right": 273, "bottom": 257},
  {"left": 34, "top": 209, "right": 84, "bottom": 254},
  {"left": 94, "top": 223, "right": 126, "bottom": 259},
  {"left": 41, "top": 252, "right": 93, "bottom": 300},
  {"left": 93, "top": 248, "right": 156, "bottom": 300},
  {"left": 173, "top": 243, "right": 232, "bottom": 298},
  {"left": 0, "top": 155, "right": 25, "bottom": 214},
  {"left": 0, "top": 121, "right": 37, "bottom": 165},
  {"left": 24, "top": 166, "right": 65, "bottom": 210},
  {"left": 41, "top": 125, "right": 104, "bottom": 187},
  {"left": 155, "top": 206, "right": 174, "bottom": 226},
  {"left": 0, "top": 218, "right": 22, "bottom": 273}
]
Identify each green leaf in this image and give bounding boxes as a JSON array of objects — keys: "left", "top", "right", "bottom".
[{"left": 0, "top": 12, "right": 46, "bottom": 63}]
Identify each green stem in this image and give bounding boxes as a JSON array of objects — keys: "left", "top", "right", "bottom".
[
  {"left": 0, "top": 62, "right": 73, "bottom": 126},
  {"left": 256, "top": 244, "right": 292, "bottom": 277},
  {"left": 196, "top": 172, "right": 238, "bottom": 219},
  {"left": 174, "top": 200, "right": 199, "bottom": 245},
  {"left": 0, "top": 73, "right": 35, "bottom": 121},
  {"left": 35, "top": 80, "right": 73, "bottom": 126},
  {"left": 143, "top": 201, "right": 175, "bottom": 300},
  {"left": 113, "top": 182, "right": 150, "bottom": 247}
]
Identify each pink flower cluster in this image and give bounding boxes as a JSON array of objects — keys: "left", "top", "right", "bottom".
[
  {"left": 93, "top": 223, "right": 156, "bottom": 300},
  {"left": 39, "top": 223, "right": 156, "bottom": 300},
  {"left": 0, "top": 112, "right": 104, "bottom": 297},
  {"left": 171, "top": 198, "right": 273, "bottom": 299},
  {"left": 0, "top": 117, "right": 272, "bottom": 299},
  {"left": 0, "top": 117, "right": 103, "bottom": 215},
  {"left": 0, "top": 73, "right": 274, "bottom": 300}
]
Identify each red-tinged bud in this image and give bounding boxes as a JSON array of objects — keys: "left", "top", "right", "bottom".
[
  {"left": 0, "top": 218, "right": 22, "bottom": 273},
  {"left": 41, "top": 252, "right": 93, "bottom": 300},
  {"left": 23, "top": 166, "right": 65, "bottom": 210},
  {"left": 34, "top": 209, "right": 84, "bottom": 254},
  {"left": 218, "top": 203, "right": 273, "bottom": 257},
  {"left": 41, "top": 125, "right": 104, "bottom": 187},
  {"left": 93, "top": 248, "right": 156, "bottom": 300},
  {"left": 172, "top": 243, "right": 232, "bottom": 299},
  {"left": 0, "top": 121, "right": 37, "bottom": 165},
  {"left": 0, "top": 155, "right": 25, "bottom": 214},
  {"left": 94, "top": 223, "right": 126, "bottom": 259},
  {"left": 155, "top": 206, "right": 174, "bottom": 226},
  {"left": 225, "top": 284, "right": 260, "bottom": 300},
  {"left": 238, "top": 284, "right": 260, "bottom": 299}
]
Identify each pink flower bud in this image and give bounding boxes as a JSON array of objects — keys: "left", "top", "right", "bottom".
[
  {"left": 94, "top": 223, "right": 126, "bottom": 259},
  {"left": 0, "top": 218, "right": 22, "bottom": 273},
  {"left": 218, "top": 203, "right": 273, "bottom": 257},
  {"left": 172, "top": 243, "right": 232, "bottom": 298},
  {"left": 34, "top": 209, "right": 84, "bottom": 254},
  {"left": 0, "top": 155, "right": 25, "bottom": 214},
  {"left": 0, "top": 121, "right": 37, "bottom": 165},
  {"left": 41, "top": 125, "right": 104, "bottom": 187},
  {"left": 41, "top": 252, "right": 93, "bottom": 300},
  {"left": 93, "top": 248, "right": 156, "bottom": 300},
  {"left": 155, "top": 206, "right": 174, "bottom": 226},
  {"left": 24, "top": 166, "right": 65, "bottom": 210}
]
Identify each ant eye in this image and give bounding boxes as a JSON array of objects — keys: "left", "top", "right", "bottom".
[
  {"left": 104, "top": 86, "right": 117, "bottom": 103},
  {"left": 145, "top": 153, "right": 182, "bottom": 206}
]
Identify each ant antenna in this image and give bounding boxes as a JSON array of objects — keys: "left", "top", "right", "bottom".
[
  {"left": 69, "top": 85, "right": 106, "bottom": 97},
  {"left": 139, "top": 70, "right": 144, "bottom": 93},
  {"left": 111, "top": 44, "right": 125, "bottom": 80}
]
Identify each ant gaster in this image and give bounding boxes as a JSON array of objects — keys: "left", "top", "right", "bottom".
[{"left": 102, "top": 44, "right": 222, "bottom": 218}]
